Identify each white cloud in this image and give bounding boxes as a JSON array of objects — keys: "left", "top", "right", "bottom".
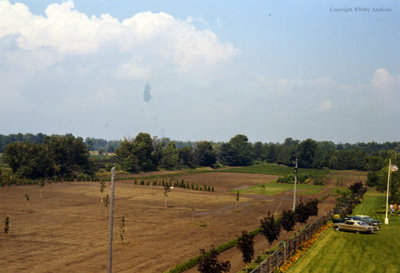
[
  {"left": 115, "top": 60, "right": 152, "bottom": 80},
  {"left": 254, "top": 74, "right": 345, "bottom": 96},
  {"left": 318, "top": 100, "right": 333, "bottom": 112},
  {"left": 0, "top": 0, "right": 237, "bottom": 72},
  {"left": 371, "top": 67, "right": 397, "bottom": 91}
]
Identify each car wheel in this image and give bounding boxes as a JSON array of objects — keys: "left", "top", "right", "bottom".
[
  {"left": 335, "top": 227, "right": 340, "bottom": 231},
  {"left": 356, "top": 231, "right": 360, "bottom": 234}
]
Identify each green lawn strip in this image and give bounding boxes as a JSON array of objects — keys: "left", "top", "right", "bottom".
[
  {"left": 287, "top": 191, "right": 400, "bottom": 273},
  {"left": 219, "top": 163, "right": 329, "bottom": 177},
  {"left": 164, "top": 229, "right": 261, "bottom": 273},
  {"left": 239, "top": 182, "right": 324, "bottom": 195}
]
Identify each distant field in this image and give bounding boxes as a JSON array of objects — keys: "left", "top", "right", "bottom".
[
  {"left": 219, "top": 163, "right": 330, "bottom": 177},
  {"left": 239, "top": 182, "right": 324, "bottom": 195},
  {"left": 287, "top": 191, "right": 400, "bottom": 273}
]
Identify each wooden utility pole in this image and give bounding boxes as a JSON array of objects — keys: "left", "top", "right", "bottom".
[
  {"left": 293, "top": 158, "right": 298, "bottom": 211},
  {"left": 108, "top": 167, "right": 116, "bottom": 273}
]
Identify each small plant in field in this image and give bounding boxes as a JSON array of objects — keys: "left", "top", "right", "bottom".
[
  {"left": 212, "top": 187, "right": 215, "bottom": 192},
  {"left": 4, "top": 215, "right": 10, "bottom": 234},
  {"left": 120, "top": 216, "right": 126, "bottom": 242},
  {"left": 134, "top": 180, "right": 137, "bottom": 185},
  {"left": 99, "top": 181, "right": 106, "bottom": 193},
  {"left": 25, "top": 193, "right": 30, "bottom": 201},
  {"left": 236, "top": 190, "right": 240, "bottom": 209},
  {"left": 102, "top": 194, "right": 109, "bottom": 207},
  {"left": 190, "top": 206, "right": 196, "bottom": 221},
  {"left": 39, "top": 180, "right": 45, "bottom": 198},
  {"left": 163, "top": 185, "right": 171, "bottom": 208}
]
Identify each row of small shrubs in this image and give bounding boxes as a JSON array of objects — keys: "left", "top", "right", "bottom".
[
  {"left": 276, "top": 174, "right": 315, "bottom": 184},
  {"left": 133, "top": 179, "right": 215, "bottom": 192},
  {"left": 334, "top": 181, "right": 367, "bottom": 217},
  {"left": 277, "top": 174, "right": 325, "bottom": 185}
]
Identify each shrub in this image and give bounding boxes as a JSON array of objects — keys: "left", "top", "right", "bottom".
[
  {"left": 198, "top": 246, "right": 231, "bottom": 273},
  {"left": 313, "top": 176, "right": 325, "bottom": 185},
  {"left": 281, "top": 209, "right": 296, "bottom": 236},
  {"left": 260, "top": 212, "right": 281, "bottom": 246},
  {"left": 237, "top": 230, "right": 255, "bottom": 264}
]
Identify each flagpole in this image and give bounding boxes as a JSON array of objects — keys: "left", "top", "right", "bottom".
[{"left": 384, "top": 159, "right": 391, "bottom": 225}]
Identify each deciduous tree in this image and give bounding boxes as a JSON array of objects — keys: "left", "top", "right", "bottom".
[
  {"left": 198, "top": 246, "right": 231, "bottom": 273},
  {"left": 237, "top": 230, "right": 255, "bottom": 265}
]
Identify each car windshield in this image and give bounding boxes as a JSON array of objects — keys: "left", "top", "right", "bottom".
[{"left": 358, "top": 221, "right": 367, "bottom": 226}]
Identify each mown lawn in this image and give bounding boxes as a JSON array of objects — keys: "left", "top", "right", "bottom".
[{"left": 287, "top": 191, "right": 400, "bottom": 273}]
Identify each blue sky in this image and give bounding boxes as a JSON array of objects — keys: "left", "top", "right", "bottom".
[{"left": 1, "top": 0, "right": 399, "bottom": 143}]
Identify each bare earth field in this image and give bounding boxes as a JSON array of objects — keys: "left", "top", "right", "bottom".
[{"left": 0, "top": 171, "right": 361, "bottom": 273}]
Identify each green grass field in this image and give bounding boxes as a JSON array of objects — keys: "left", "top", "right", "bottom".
[
  {"left": 238, "top": 182, "right": 324, "bottom": 195},
  {"left": 287, "top": 191, "right": 400, "bottom": 273},
  {"left": 220, "top": 162, "right": 329, "bottom": 177}
]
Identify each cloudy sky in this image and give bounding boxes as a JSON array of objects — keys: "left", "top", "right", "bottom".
[{"left": 1, "top": 0, "right": 399, "bottom": 143}]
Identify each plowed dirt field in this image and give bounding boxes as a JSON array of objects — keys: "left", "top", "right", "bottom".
[{"left": 0, "top": 171, "right": 362, "bottom": 272}]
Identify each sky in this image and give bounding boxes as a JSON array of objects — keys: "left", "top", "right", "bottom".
[{"left": 1, "top": 0, "right": 399, "bottom": 143}]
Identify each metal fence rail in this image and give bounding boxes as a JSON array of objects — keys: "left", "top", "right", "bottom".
[{"left": 251, "top": 214, "right": 330, "bottom": 273}]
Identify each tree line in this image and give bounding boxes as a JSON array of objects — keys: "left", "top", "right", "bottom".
[
  {"left": 2, "top": 134, "right": 94, "bottom": 180},
  {"left": 113, "top": 133, "right": 400, "bottom": 173},
  {"left": 2, "top": 132, "right": 400, "bottom": 178}
]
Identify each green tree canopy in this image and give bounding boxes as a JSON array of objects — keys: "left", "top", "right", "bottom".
[
  {"left": 195, "top": 141, "right": 216, "bottom": 167},
  {"left": 178, "top": 146, "right": 196, "bottom": 168},
  {"left": 4, "top": 135, "right": 93, "bottom": 179},
  {"left": 297, "top": 138, "right": 318, "bottom": 168},
  {"left": 219, "top": 134, "right": 253, "bottom": 166},
  {"left": 132, "top": 132, "right": 155, "bottom": 171},
  {"left": 160, "top": 141, "right": 179, "bottom": 170}
]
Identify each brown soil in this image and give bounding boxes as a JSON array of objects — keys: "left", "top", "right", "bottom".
[{"left": 0, "top": 171, "right": 362, "bottom": 273}]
